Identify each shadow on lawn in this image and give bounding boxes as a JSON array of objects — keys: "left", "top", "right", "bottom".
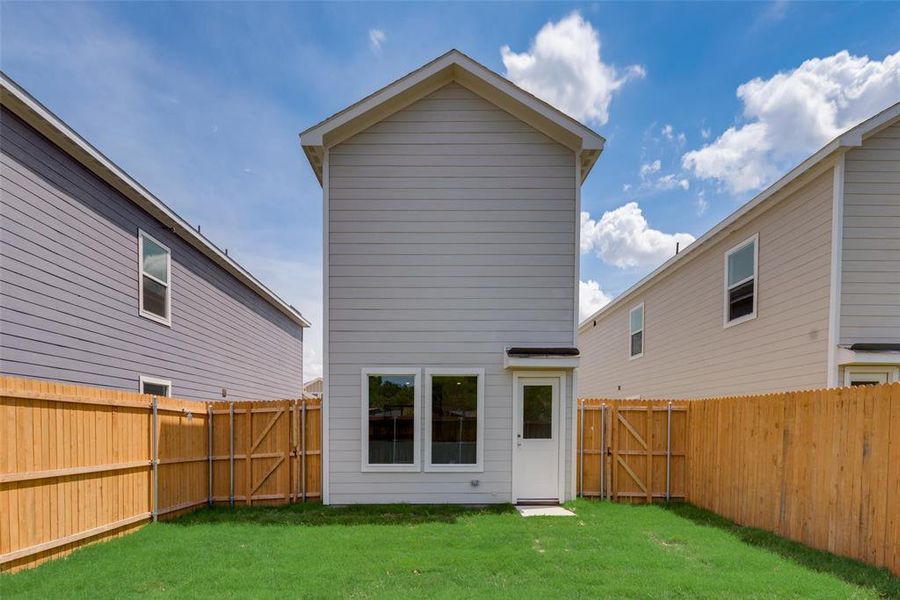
[
  {"left": 664, "top": 502, "right": 900, "bottom": 598},
  {"left": 172, "top": 502, "right": 516, "bottom": 527}
]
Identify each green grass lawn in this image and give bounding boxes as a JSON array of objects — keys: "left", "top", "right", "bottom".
[{"left": 3, "top": 500, "right": 897, "bottom": 599}]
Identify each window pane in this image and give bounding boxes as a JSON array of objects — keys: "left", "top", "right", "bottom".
[
  {"left": 727, "top": 242, "right": 755, "bottom": 286},
  {"left": 523, "top": 385, "right": 552, "bottom": 439},
  {"left": 141, "top": 382, "right": 169, "bottom": 397},
  {"left": 142, "top": 236, "right": 169, "bottom": 283},
  {"left": 142, "top": 276, "right": 168, "bottom": 318},
  {"left": 431, "top": 375, "right": 477, "bottom": 465},
  {"left": 368, "top": 374, "right": 415, "bottom": 464},
  {"left": 630, "top": 331, "right": 643, "bottom": 357},
  {"left": 630, "top": 306, "right": 643, "bottom": 333},
  {"left": 728, "top": 280, "right": 754, "bottom": 321}
]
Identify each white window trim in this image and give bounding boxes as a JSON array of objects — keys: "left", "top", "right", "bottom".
[
  {"left": 139, "top": 375, "right": 172, "bottom": 397},
  {"left": 424, "top": 368, "right": 485, "bottom": 473},
  {"left": 723, "top": 233, "right": 759, "bottom": 328},
  {"left": 842, "top": 366, "right": 899, "bottom": 386},
  {"left": 628, "top": 302, "right": 644, "bottom": 360},
  {"left": 360, "top": 368, "right": 421, "bottom": 473},
  {"left": 138, "top": 229, "right": 172, "bottom": 326}
]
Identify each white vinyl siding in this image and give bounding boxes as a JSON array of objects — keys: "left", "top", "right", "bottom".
[
  {"left": 840, "top": 121, "right": 900, "bottom": 344},
  {"left": 327, "top": 83, "right": 576, "bottom": 503},
  {"left": 579, "top": 167, "right": 834, "bottom": 399}
]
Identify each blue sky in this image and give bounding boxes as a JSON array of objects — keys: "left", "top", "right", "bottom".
[{"left": 2, "top": 1, "right": 898, "bottom": 378}]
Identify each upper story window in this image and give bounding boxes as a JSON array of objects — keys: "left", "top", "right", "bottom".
[
  {"left": 629, "top": 303, "right": 644, "bottom": 359},
  {"left": 724, "top": 234, "right": 758, "bottom": 327},
  {"left": 139, "top": 230, "right": 171, "bottom": 326}
]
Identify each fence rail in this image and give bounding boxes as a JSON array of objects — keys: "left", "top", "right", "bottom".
[
  {"left": 0, "top": 376, "right": 320, "bottom": 573},
  {"left": 577, "top": 383, "right": 900, "bottom": 576}
]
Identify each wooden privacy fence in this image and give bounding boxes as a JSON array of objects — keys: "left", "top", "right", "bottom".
[
  {"left": 577, "top": 383, "right": 900, "bottom": 576},
  {"left": 577, "top": 399, "right": 688, "bottom": 503},
  {"left": 0, "top": 376, "right": 321, "bottom": 573}
]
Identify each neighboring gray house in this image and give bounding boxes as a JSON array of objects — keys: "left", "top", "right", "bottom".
[
  {"left": 579, "top": 102, "right": 900, "bottom": 399},
  {"left": 0, "top": 73, "right": 310, "bottom": 400},
  {"left": 301, "top": 51, "right": 604, "bottom": 504}
]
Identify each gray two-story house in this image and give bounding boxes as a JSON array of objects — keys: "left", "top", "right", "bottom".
[
  {"left": 301, "top": 50, "right": 604, "bottom": 505},
  {"left": 1, "top": 73, "right": 310, "bottom": 400}
]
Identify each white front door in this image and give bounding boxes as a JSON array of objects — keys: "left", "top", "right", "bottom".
[{"left": 513, "top": 376, "right": 560, "bottom": 502}]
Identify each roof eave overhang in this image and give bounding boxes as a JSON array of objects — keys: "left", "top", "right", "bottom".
[
  {"left": 1, "top": 72, "right": 311, "bottom": 329},
  {"left": 300, "top": 50, "right": 605, "bottom": 185}
]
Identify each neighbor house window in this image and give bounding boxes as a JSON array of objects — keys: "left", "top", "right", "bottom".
[
  {"left": 425, "top": 369, "right": 484, "bottom": 472},
  {"left": 629, "top": 303, "right": 644, "bottom": 359},
  {"left": 140, "top": 376, "right": 172, "bottom": 397},
  {"left": 139, "top": 230, "right": 171, "bottom": 325},
  {"left": 724, "top": 234, "right": 758, "bottom": 326},
  {"left": 361, "top": 369, "right": 420, "bottom": 471},
  {"left": 843, "top": 367, "right": 897, "bottom": 387}
]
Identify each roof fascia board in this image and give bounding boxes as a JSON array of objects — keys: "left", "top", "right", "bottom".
[
  {"left": 300, "top": 52, "right": 457, "bottom": 147},
  {"left": 322, "top": 69, "right": 454, "bottom": 149},
  {"left": 1, "top": 73, "right": 310, "bottom": 329}
]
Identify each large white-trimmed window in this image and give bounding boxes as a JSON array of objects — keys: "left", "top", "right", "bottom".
[
  {"left": 629, "top": 303, "right": 644, "bottom": 359},
  {"left": 724, "top": 234, "right": 758, "bottom": 327},
  {"left": 138, "top": 230, "right": 171, "bottom": 326},
  {"left": 139, "top": 375, "right": 172, "bottom": 397},
  {"left": 361, "top": 368, "right": 421, "bottom": 472},
  {"left": 425, "top": 368, "right": 484, "bottom": 472}
]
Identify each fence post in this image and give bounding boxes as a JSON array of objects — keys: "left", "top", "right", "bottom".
[
  {"left": 579, "top": 400, "right": 584, "bottom": 497},
  {"left": 151, "top": 396, "right": 159, "bottom": 522},
  {"left": 208, "top": 404, "right": 213, "bottom": 507},
  {"left": 301, "top": 398, "right": 307, "bottom": 502},
  {"left": 600, "top": 404, "right": 606, "bottom": 501},
  {"left": 666, "top": 401, "right": 672, "bottom": 502},
  {"left": 229, "top": 401, "right": 234, "bottom": 509}
]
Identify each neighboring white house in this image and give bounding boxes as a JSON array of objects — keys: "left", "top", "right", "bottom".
[
  {"left": 303, "top": 377, "right": 323, "bottom": 399},
  {"left": 579, "top": 102, "right": 900, "bottom": 399},
  {"left": 301, "top": 50, "right": 604, "bottom": 504}
]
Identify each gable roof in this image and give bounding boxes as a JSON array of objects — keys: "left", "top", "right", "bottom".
[
  {"left": 299, "top": 49, "right": 605, "bottom": 185},
  {"left": 1, "top": 71, "right": 311, "bottom": 329},
  {"left": 579, "top": 100, "right": 900, "bottom": 331}
]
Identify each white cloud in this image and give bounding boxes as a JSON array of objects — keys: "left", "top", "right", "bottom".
[
  {"left": 622, "top": 183, "right": 632, "bottom": 192},
  {"left": 639, "top": 159, "right": 661, "bottom": 178},
  {"left": 683, "top": 50, "right": 900, "bottom": 193},
  {"left": 639, "top": 159, "right": 688, "bottom": 191},
  {"left": 579, "top": 279, "right": 611, "bottom": 322},
  {"left": 581, "top": 202, "right": 695, "bottom": 268},
  {"left": 368, "top": 28, "right": 385, "bottom": 52},
  {"left": 661, "top": 124, "right": 686, "bottom": 144},
  {"left": 501, "top": 11, "right": 644, "bottom": 125},
  {"left": 701, "top": 127, "right": 711, "bottom": 139},
  {"left": 696, "top": 190, "right": 708, "bottom": 216},
  {"left": 656, "top": 173, "right": 690, "bottom": 191}
]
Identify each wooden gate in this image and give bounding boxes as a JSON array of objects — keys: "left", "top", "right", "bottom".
[
  {"left": 210, "top": 399, "right": 321, "bottom": 505},
  {"left": 577, "top": 400, "right": 687, "bottom": 503}
]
